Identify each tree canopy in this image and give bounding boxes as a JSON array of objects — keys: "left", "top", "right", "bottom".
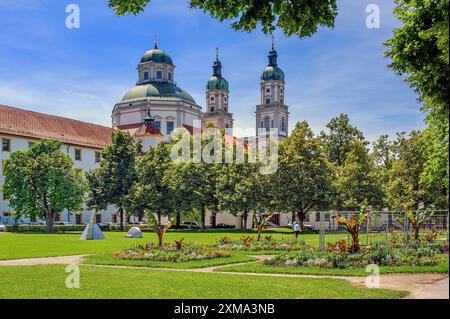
[
  {"left": 108, "top": 0, "right": 338, "bottom": 37},
  {"left": 2, "top": 140, "right": 86, "bottom": 232},
  {"left": 385, "top": 0, "right": 449, "bottom": 193},
  {"left": 86, "top": 130, "right": 141, "bottom": 230}
]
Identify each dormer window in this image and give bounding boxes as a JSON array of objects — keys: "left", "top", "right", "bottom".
[
  {"left": 143, "top": 72, "right": 149, "bottom": 80},
  {"left": 156, "top": 71, "right": 162, "bottom": 80},
  {"left": 168, "top": 72, "right": 172, "bottom": 81}
]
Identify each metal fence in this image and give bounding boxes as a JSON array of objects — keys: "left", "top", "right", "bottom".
[{"left": 316, "top": 210, "right": 449, "bottom": 250}]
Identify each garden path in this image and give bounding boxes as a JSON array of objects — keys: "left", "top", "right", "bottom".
[{"left": 0, "top": 254, "right": 447, "bottom": 298}]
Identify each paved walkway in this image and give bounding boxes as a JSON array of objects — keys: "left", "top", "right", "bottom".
[
  {"left": 0, "top": 255, "right": 87, "bottom": 266},
  {"left": 0, "top": 254, "right": 448, "bottom": 298},
  {"left": 405, "top": 277, "right": 449, "bottom": 299}
]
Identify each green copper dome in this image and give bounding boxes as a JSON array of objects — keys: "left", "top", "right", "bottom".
[
  {"left": 261, "top": 66, "right": 285, "bottom": 81},
  {"left": 140, "top": 49, "right": 173, "bottom": 65},
  {"left": 121, "top": 82, "right": 197, "bottom": 105},
  {"left": 206, "top": 76, "right": 229, "bottom": 91}
]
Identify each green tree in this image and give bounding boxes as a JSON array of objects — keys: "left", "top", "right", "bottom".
[
  {"left": 321, "top": 114, "right": 365, "bottom": 167},
  {"left": 216, "top": 154, "right": 259, "bottom": 230},
  {"left": 126, "top": 143, "right": 175, "bottom": 226},
  {"left": 2, "top": 140, "right": 86, "bottom": 232},
  {"left": 86, "top": 130, "right": 140, "bottom": 231},
  {"left": 385, "top": 0, "right": 449, "bottom": 193},
  {"left": 272, "top": 121, "right": 333, "bottom": 229},
  {"left": 164, "top": 131, "right": 220, "bottom": 230},
  {"left": 387, "top": 131, "right": 447, "bottom": 210},
  {"left": 108, "top": 0, "right": 338, "bottom": 37},
  {"left": 372, "top": 134, "right": 395, "bottom": 207},
  {"left": 334, "top": 139, "right": 383, "bottom": 210}
]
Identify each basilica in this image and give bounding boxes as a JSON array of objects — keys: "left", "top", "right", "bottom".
[{"left": 0, "top": 39, "right": 290, "bottom": 227}]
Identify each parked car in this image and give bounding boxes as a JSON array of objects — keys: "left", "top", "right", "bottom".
[
  {"left": 214, "top": 223, "right": 235, "bottom": 229},
  {"left": 303, "top": 224, "right": 317, "bottom": 232},
  {"left": 181, "top": 221, "right": 201, "bottom": 229},
  {"left": 54, "top": 222, "right": 71, "bottom": 226},
  {"left": 0, "top": 223, "right": 6, "bottom": 232}
]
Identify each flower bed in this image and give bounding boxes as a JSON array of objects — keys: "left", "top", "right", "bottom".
[
  {"left": 216, "top": 236, "right": 305, "bottom": 251},
  {"left": 265, "top": 241, "right": 449, "bottom": 269},
  {"left": 114, "top": 242, "right": 231, "bottom": 263}
]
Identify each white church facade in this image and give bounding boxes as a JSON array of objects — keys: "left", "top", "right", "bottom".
[{"left": 0, "top": 39, "right": 292, "bottom": 228}]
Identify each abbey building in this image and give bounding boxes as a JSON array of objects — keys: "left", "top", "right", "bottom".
[{"left": 0, "top": 39, "right": 289, "bottom": 227}]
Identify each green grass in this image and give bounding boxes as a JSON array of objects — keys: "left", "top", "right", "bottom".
[
  {"left": 84, "top": 253, "right": 256, "bottom": 268},
  {"left": 0, "top": 229, "right": 382, "bottom": 260},
  {"left": 215, "top": 261, "right": 450, "bottom": 276},
  {"left": 0, "top": 264, "right": 408, "bottom": 299}
]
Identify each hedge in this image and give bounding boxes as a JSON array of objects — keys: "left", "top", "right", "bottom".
[{"left": 5, "top": 224, "right": 154, "bottom": 233}]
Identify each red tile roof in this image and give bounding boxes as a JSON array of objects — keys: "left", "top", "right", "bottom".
[{"left": 0, "top": 104, "right": 112, "bottom": 149}]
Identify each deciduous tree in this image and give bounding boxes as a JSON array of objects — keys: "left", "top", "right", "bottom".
[{"left": 2, "top": 140, "right": 86, "bottom": 232}]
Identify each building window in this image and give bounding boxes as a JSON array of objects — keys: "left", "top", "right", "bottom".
[
  {"left": 112, "top": 214, "right": 118, "bottom": 224},
  {"left": 76, "top": 214, "right": 82, "bottom": 225},
  {"left": 2, "top": 138, "right": 11, "bottom": 152},
  {"left": 95, "top": 214, "right": 102, "bottom": 224},
  {"left": 166, "top": 121, "right": 174, "bottom": 134},
  {"left": 95, "top": 152, "right": 101, "bottom": 163},
  {"left": 224, "top": 107, "right": 227, "bottom": 112},
  {"left": 74, "top": 149, "right": 82, "bottom": 161},
  {"left": 265, "top": 98, "right": 270, "bottom": 105},
  {"left": 143, "top": 72, "right": 149, "bottom": 80},
  {"left": 260, "top": 121, "right": 264, "bottom": 128},
  {"left": 280, "top": 98, "right": 283, "bottom": 104},
  {"left": 281, "top": 117, "right": 286, "bottom": 132},
  {"left": 168, "top": 72, "right": 172, "bottom": 81},
  {"left": 55, "top": 213, "right": 62, "bottom": 222},
  {"left": 210, "top": 96, "right": 215, "bottom": 101},
  {"left": 156, "top": 71, "right": 162, "bottom": 79},
  {"left": 271, "top": 120, "right": 274, "bottom": 128},
  {"left": 266, "top": 88, "right": 270, "bottom": 93},
  {"left": 210, "top": 107, "right": 215, "bottom": 112},
  {"left": 154, "top": 121, "right": 161, "bottom": 131},
  {"left": 280, "top": 88, "right": 283, "bottom": 93}
]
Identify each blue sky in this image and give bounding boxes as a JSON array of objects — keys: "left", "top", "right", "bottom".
[{"left": 0, "top": 0, "right": 424, "bottom": 140}]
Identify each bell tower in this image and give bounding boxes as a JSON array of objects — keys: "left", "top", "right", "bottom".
[
  {"left": 203, "top": 48, "right": 233, "bottom": 129},
  {"left": 256, "top": 37, "right": 289, "bottom": 140}
]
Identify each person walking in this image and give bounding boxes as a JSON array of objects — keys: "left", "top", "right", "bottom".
[{"left": 292, "top": 218, "right": 302, "bottom": 239}]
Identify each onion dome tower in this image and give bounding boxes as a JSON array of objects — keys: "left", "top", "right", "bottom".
[
  {"left": 256, "top": 36, "right": 289, "bottom": 140},
  {"left": 202, "top": 48, "right": 233, "bottom": 129}
]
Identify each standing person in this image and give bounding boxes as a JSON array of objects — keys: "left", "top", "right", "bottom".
[{"left": 293, "top": 218, "right": 302, "bottom": 239}]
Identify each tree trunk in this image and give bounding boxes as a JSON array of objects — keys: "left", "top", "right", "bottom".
[
  {"left": 176, "top": 212, "right": 181, "bottom": 227},
  {"left": 414, "top": 225, "right": 420, "bottom": 240},
  {"left": 119, "top": 206, "right": 124, "bottom": 231},
  {"left": 45, "top": 208, "right": 55, "bottom": 233},
  {"left": 242, "top": 210, "right": 248, "bottom": 230},
  {"left": 211, "top": 211, "right": 217, "bottom": 228},
  {"left": 157, "top": 213, "right": 162, "bottom": 226},
  {"left": 201, "top": 206, "right": 206, "bottom": 230}
]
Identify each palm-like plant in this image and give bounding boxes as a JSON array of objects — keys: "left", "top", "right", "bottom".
[
  {"left": 253, "top": 213, "right": 273, "bottom": 241},
  {"left": 333, "top": 212, "right": 367, "bottom": 253},
  {"left": 399, "top": 204, "right": 434, "bottom": 240},
  {"left": 147, "top": 212, "right": 173, "bottom": 247}
]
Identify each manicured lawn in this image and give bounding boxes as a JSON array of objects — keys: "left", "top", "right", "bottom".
[
  {"left": 215, "top": 261, "right": 450, "bottom": 276},
  {"left": 0, "top": 229, "right": 359, "bottom": 260},
  {"left": 0, "top": 264, "right": 408, "bottom": 299},
  {"left": 84, "top": 253, "right": 256, "bottom": 268}
]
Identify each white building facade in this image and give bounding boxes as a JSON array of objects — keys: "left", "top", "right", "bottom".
[{"left": 0, "top": 40, "right": 292, "bottom": 228}]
